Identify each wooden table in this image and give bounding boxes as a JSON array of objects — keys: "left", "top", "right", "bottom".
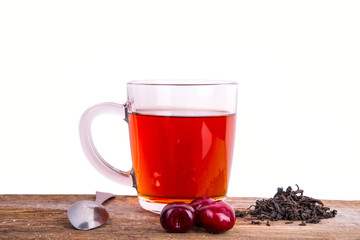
[{"left": 0, "top": 195, "right": 359, "bottom": 239}]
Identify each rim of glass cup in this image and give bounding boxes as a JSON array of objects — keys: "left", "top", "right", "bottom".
[{"left": 127, "top": 79, "right": 237, "bottom": 86}]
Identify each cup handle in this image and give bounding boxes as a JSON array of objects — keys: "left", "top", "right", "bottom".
[{"left": 79, "top": 102, "right": 134, "bottom": 188}]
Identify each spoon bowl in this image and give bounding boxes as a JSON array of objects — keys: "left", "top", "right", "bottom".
[
  {"left": 68, "top": 200, "right": 109, "bottom": 230},
  {"left": 67, "top": 192, "right": 115, "bottom": 230}
]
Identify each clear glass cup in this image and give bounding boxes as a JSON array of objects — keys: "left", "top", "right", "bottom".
[{"left": 79, "top": 80, "right": 238, "bottom": 213}]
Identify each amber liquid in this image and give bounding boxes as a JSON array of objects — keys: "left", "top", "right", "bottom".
[{"left": 128, "top": 110, "right": 236, "bottom": 203}]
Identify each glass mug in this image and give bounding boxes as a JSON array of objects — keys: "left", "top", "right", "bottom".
[{"left": 79, "top": 80, "right": 237, "bottom": 213}]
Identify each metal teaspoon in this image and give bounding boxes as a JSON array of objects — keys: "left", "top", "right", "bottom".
[{"left": 67, "top": 191, "right": 115, "bottom": 230}]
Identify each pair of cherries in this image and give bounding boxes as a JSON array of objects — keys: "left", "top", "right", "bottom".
[{"left": 160, "top": 196, "right": 235, "bottom": 234}]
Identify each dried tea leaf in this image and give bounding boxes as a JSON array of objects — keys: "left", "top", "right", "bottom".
[{"left": 245, "top": 185, "right": 337, "bottom": 224}]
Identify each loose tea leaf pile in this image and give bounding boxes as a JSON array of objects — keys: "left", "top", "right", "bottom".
[{"left": 237, "top": 185, "right": 337, "bottom": 225}]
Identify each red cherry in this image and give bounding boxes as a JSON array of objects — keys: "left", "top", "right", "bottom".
[
  {"left": 190, "top": 196, "right": 216, "bottom": 213},
  {"left": 197, "top": 200, "right": 236, "bottom": 233},
  {"left": 190, "top": 196, "right": 216, "bottom": 227},
  {"left": 160, "top": 202, "right": 196, "bottom": 233}
]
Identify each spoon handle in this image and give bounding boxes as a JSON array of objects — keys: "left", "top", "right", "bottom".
[{"left": 95, "top": 191, "right": 115, "bottom": 205}]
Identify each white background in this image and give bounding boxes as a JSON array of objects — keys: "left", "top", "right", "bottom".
[{"left": 1, "top": 0, "right": 359, "bottom": 200}]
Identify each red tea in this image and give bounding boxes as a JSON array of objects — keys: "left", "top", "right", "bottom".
[{"left": 128, "top": 110, "right": 236, "bottom": 203}]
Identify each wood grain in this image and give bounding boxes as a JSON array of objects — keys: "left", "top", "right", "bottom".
[{"left": 0, "top": 195, "right": 359, "bottom": 239}]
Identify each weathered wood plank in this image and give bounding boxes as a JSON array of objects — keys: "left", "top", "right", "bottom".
[{"left": 0, "top": 195, "right": 359, "bottom": 239}]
